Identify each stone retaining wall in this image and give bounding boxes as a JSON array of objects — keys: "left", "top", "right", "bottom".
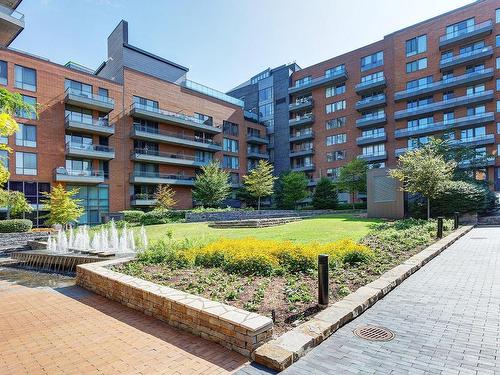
[
  {"left": 0, "top": 231, "right": 51, "bottom": 252},
  {"left": 185, "top": 209, "right": 366, "bottom": 223},
  {"left": 76, "top": 259, "right": 273, "bottom": 358}
]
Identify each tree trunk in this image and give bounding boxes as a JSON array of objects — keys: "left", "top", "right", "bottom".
[
  {"left": 427, "top": 198, "right": 430, "bottom": 220},
  {"left": 258, "top": 196, "right": 261, "bottom": 211},
  {"left": 351, "top": 192, "right": 355, "bottom": 210}
]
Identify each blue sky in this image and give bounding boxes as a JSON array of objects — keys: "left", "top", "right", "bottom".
[{"left": 13, "top": 0, "right": 474, "bottom": 92}]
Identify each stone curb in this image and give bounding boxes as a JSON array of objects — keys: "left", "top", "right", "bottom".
[
  {"left": 253, "top": 225, "right": 474, "bottom": 371},
  {"left": 76, "top": 257, "right": 273, "bottom": 358}
]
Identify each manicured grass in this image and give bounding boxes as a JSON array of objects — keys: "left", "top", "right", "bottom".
[{"left": 136, "top": 214, "right": 382, "bottom": 244}]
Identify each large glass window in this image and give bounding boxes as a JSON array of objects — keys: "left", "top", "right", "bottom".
[
  {"left": 259, "top": 103, "right": 274, "bottom": 118},
  {"left": 363, "top": 144, "right": 385, "bottom": 156},
  {"left": 15, "top": 152, "right": 37, "bottom": 175},
  {"left": 66, "top": 158, "right": 92, "bottom": 172},
  {"left": 406, "top": 58, "right": 427, "bottom": 73},
  {"left": 496, "top": 35, "right": 499, "bottom": 48},
  {"left": 325, "top": 64, "right": 345, "bottom": 77},
  {"left": 17, "top": 95, "right": 37, "bottom": 119},
  {"left": 67, "top": 184, "right": 109, "bottom": 225},
  {"left": 65, "top": 79, "right": 91, "bottom": 95},
  {"left": 361, "top": 71, "right": 384, "bottom": 83},
  {"left": 223, "top": 138, "right": 239, "bottom": 153},
  {"left": 406, "top": 76, "right": 433, "bottom": 90},
  {"left": 133, "top": 95, "right": 158, "bottom": 109},
  {"left": 326, "top": 133, "right": 346, "bottom": 146},
  {"left": 325, "top": 83, "right": 345, "bottom": 98},
  {"left": 194, "top": 112, "right": 213, "bottom": 126},
  {"left": 223, "top": 121, "right": 239, "bottom": 136},
  {"left": 497, "top": 9, "right": 500, "bottom": 23},
  {"left": 406, "top": 35, "right": 427, "bottom": 57},
  {"left": 258, "top": 87, "right": 273, "bottom": 103},
  {"left": 326, "top": 150, "right": 345, "bottom": 162},
  {"left": 361, "top": 51, "right": 383, "bottom": 71},
  {"left": 496, "top": 57, "right": 500, "bottom": 69},
  {"left": 15, "top": 124, "right": 36, "bottom": 147},
  {"left": 446, "top": 18, "right": 474, "bottom": 39},
  {"left": 295, "top": 76, "right": 312, "bottom": 87},
  {"left": 0, "top": 60, "right": 6, "bottom": 86},
  {"left": 65, "top": 105, "right": 93, "bottom": 124},
  {"left": 0, "top": 150, "right": 8, "bottom": 168},
  {"left": 222, "top": 155, "right": 239, "bottom": 169},
  {"left": 325, "top": 100, "right": 346, "bottom": 114},
  {"left": 15, "top": 65, "right": 36, "bottom": 92},
  {"left": 326, "top": 117, "right": 346, "bottom": 129}
]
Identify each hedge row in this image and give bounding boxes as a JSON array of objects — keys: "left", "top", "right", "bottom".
[{"left": 0, "top": 219, "right": 33, "bottom": 233}]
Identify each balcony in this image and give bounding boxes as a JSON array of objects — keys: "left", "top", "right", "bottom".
[
  {"left": 289, "top": 97, "right": 314, "bottom": 112},
  {"left": 0, "top": 3, "right": 23, "bottom": 47},
  {"left": 65, "top": 143, "right": 115, "bottom": 160},
  {"left": 291, "top": 164, "right": 315, "bottom": 172},
  {"left": 394, "top": 90, "right": 494, "bottom": 121},
  {"left": 180, "top": 79, "right": 244, "bottom": 107},
  {"left": 439, "top": 46, "right": 493, "bottom": 71},
  {"left": 394, "top": 112, "right": 495, "bottom": 138},
  {"left": 131, "top": 125, "right": 222, "bottom": 152},
  {"left": 394, "top": 147, "right": 410, "bottom": 157},
  {"left": 289, "top": 148, "right": 314, "bottom": 157},
  {"left": 129, "top": 102, "right": 222, "bottom": 134},
  {"left": 355, "top": 94, "right": 387, "bottom": 112},
  {"left": 439, "top": 20, "right": 493, "bottom": 49},
  {"left": 289, "top": 114, "right": 314, "bottom": 127},
  {"left": 64, "top": 88, "right": 115, "bottom": 113},
  {"left": 130, "top": 194, "right": 157, "bottom": 207},
  {"left": 54, "top": 168, "right": 105, "bottom": 184},
  {"left": 356, "top": 133, "right": 387, "bottom": 146},
  {"left": 246, "top": 134, "right": 269, "bottom": 145},
  {"left": 289, "top": 68, "right": 348, "bottom": 95},
  {"left": 131, "top": 148, "right": 210, "bottom": 167},
  {"left": 356, "top": 113, "right": 387, "bottom": 129},
  {"left": 355, "top": 76, "right": 386, "bottom": 95},
  {"left": 290, "top": 131, "right": 314, "bottom": 142},
  {"left": 395, "top": 68, "right": 494, "bottom": 102},
  {"left": 130, "top": 171, "right": 196, "bottom": 185},
  {"left": 358, "top": 152, "right": 387, "bottom": 162},
  {"left": 244, "top": 110, "right": 259, "bottom": 123},
  {"left": 65, "top": 114, "right": 115, "bottom": 136},
  {"left": 451, "top": 134, "right": 495, "bottom": 148},
  {"left": 247, "top": 151, "right": 269, "bottom": 159},
  {"left": 458, "top": 156, "right": 495, "bottom": 168}
]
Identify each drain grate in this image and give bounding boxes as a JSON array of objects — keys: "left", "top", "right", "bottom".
[{"left": 353, "top": 325, "right": 394, "bottom": 342}]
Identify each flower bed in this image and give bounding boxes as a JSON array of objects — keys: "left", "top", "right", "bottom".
[{"left": 114, "top": 218, "right": 452, "bottom": 335}]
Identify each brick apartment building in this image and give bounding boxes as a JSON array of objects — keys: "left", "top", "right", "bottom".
[{"left": 0, "top": 0, "right": 499, "bottom": 223}]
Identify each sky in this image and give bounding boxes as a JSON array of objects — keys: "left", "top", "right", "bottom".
[{"left": 12, "top": 0, "right": 475, "bottom": 92}]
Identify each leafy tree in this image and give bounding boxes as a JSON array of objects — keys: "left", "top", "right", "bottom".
[
  {"left": 390, "top": 144, "right": 456, "bottom": 219},
  {"left": 41, "top": 184, "right": 84, "bottom": 227},
  {"left": 154, "top": 184, "right": 176, "bottom": 210},
  {"left": 0, "top": 88, "right": 38, "bottom": 185},
  {"left": 337, "top": 159, "right": 368, "bottom": 209},
  {"left": 243, "top": 160, "right": 277, "bottom": 210},
  {"left": 280, "top": 171, "right": 309, "bottom": 209},
  {"left": 192, "top": 161, "right": 231, "bottom": 208},
  {"left": 312, "top": 177, "right": 338, "bottom": 209},
  {"left": 0, "top": 190, "right": 32, "bottom": 218}
]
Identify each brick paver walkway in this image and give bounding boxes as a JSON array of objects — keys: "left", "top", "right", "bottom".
[
  {"left": 239, "top": 226, "right": 500, "bottom": 374},
  {"left": 0, "top": 276, "right": 247, "bottom": 375}
]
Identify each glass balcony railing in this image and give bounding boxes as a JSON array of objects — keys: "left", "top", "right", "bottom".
[
  {"left": 180, "top": 79, "right": 244, "bottom": 107},
  {"left": 131, "top": 148, "right": 211, "bottom": 164},
  {"left": 132, "top": 124, "right": 220, "bottom": 146},
  {"left": 65, "top": 87, "right": 114, "bottom": 106},
  {"left": 289, "top": 68, "right": 347, "bottom": 92},
  {"left": 450, "top": 133, "right": 495, "bottom": 146},
  {"left": 356, "top": 93, "right": 386, "bottom": 107},
  {"left": 439, "top": 20, "right": 493, "bottom": 43},
  {"left": 356, "top": 132, "right": 387, "bottom": 143},
  {"left": 439, "top": 46, "right": 493, "bottom": 66},
  {"left": 131, "top": 171, "right": 196, "bottom": 182},
  {"left": 0, "top": 4, "right": 24, "bottom": 21},
  {"left": 66, "top": 142, "right": 114, "bottom": 153},
  {"left": 65, "top": 114, "right": 112, "bottom": 128},
  {"left": 355, "top": 75, "right": 386, "bottom": 91},
  {"left": 54, "top": 168, "right": 104, "bottom": 178}
]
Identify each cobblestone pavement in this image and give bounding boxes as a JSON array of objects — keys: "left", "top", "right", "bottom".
[
  {"left": 238, "top": 226, "right": 500, "bottom": 375},
  {"left": 0, "top": 271, "right": 247, "bottom": 375}
]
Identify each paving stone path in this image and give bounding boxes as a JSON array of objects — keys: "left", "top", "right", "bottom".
[
  {"left": 0, "top": 273, "right": 247, "bottom": 375},
  {"left": 239, "top": 226, "right": 500, "bottom": 374}
]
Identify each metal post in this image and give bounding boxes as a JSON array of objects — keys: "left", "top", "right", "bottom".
[
  {"left": 318, "top": 254, "right": 329, "bottom": 308},
  {"left": 437, "top": 217, "right": 444, "bottom": 238},
  {"left": 454, "top": 212, "right": 459, "bottom": 230}
]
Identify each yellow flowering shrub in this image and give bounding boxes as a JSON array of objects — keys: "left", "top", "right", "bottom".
[{"left": 186, "top": 237, "right": 373, "bottom": 276}]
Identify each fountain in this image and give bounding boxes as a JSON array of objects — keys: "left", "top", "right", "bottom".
[{"left": 10, "top": 221, "right": 148, "bottom": 273}]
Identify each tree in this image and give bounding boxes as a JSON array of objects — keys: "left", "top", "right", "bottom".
[
  {"left": 41, "top": 184, "right": 84, "bottom": 227},
  {"left": 390, "top": 144, "right": 456, "bottom": 219},
  {"left": 337, "top": 159, "right": 368, "bottom": 209},
  {"left": 192, "top": 161, "right": 231, "bottom": 208},
  {"left": 243, "top": 160, "right": 277, "bottom": 210},
  {"left": 0, "top": 190, "right": 32, "bottom": 218},
  {"left": 312, "top": 177, "right": 338, "bottom": 209},
  {"left": 0, "top": 88, "right": 37, "bottom": 185},
  {"left": 280, "top": 171, "right": 309, "bottom": 209},
  {"left": 154, "top": 184, "right": 176, "bottom": 210}
]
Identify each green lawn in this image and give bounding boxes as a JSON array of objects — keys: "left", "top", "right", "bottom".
[{"left": 136, "top": 214, "right": 382, "bottom": 244}]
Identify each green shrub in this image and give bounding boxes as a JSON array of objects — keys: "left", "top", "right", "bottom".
[
  {"left": 431, "top": 181, "right": 496, "bottom": 215},
  {"left": 137, "top": 239, "right": 190, "bottom": 267},
  {"left": 336, "top": 202, "right": 367, "bottom": 210},
  {"left": 121, "top": 210, "right": 144, "bottom": 223},
  {"left": 140, "top": 209, "right": 171, "bottom": 225},
  {"left": 0, "top": 219, "right": 32, "bottom": 233},
  {"left": 312, "top": 177, "right": 338, "bottom": 209}
]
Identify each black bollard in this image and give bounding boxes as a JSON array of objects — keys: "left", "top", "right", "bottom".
[
  {"left": 454, "top": 212, "right": 459, "bottom": 230},
  {"left": 318, "top": 254, "right": 329, "bottom": 307},
  {"left": 437, "top": 217, "right": 444, "bottom": 238}
]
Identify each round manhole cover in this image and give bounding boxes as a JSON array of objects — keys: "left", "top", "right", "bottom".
[{"left": 353, "top": 325, "right": 394, "bottom": 342}]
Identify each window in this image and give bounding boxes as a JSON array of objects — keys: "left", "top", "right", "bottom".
[
  {"left": 461, "top": 127, "right": 485, "bottom": 142},
  {"left": 406, "top": 35, "right": 427, "bottom": 57},
  {"left": 65, "top": 105, "right": 93, "bottom": 124},
  {"left": 325, "top": 83, "right": 345, "bottom": 98},
  {"left": 326, "top": 117, "right": 346, "bottom": 129},
  {"left": 497, "top": 100, "right": 500, "bottom": 113},
  {"left": 196, "top": 151, "right": 213, "bottom": 163},
  {"left": 17, "top": 95, "right": 36, "bottom": 119},
  {"left": 406, "top": 58, "right": 427, "bottom": 73},
  {"left": 251, "top": 70, "right": 270, "bottom": 84},
  {"left": 467, "top": 105, "right": 486, "bottom": 116},
  {"left": 223, "top": 138, "right": 239, "bottom": 153},
  {"left": 363, "top": 144, "right": 385, "bottom": 156},
  {"left": 446, "top": 18, "right": 474, "bottom": 39},
  {"left": 0, "top": 60, "right": 6, "bottom": 85},
  {"left": 65, "top": 79, "right": 91, "bottom": 95},
  {"left": 15, "top": 152, "right": 37, "bottom": 175},
  {"left": 259, "top": 87, "right": 273, "bottom": 103},
  {"left": 326, "top": 100, "right": 346, "bottom": 114},
  {"left": 223, "top": 121, "right": 239, "bottom": 136},
  {"left": 408, "top": 117, "right": 433, "bottom": 129},
  {"left": 466, "top": 84, "right": 485, "bottom": 95},
  {"left": 259, "top": 103, "right": 274, "bottom": 118},
  {"left": 497, "top": 79, "right": 500, "bottom": 91},
  {"left": 68, "top": 184, "right": 109, "bottom": 225},
  {"left": 0, "top": 150, "right": 8, "bottom": 169},
  {"left": 326, "top": 133, "right": 346, "bottom": 146},
  {"left": 497, "top": 8, "right": 500, "bottom": 23},
  {"left": 407, "top": 96, "right": 433, "bottom": 109},
  {"left": 326, "top": 150, "right": 345, "bottom": 162},
  {"left": 361, "top": 51, "right": 384, "bottom": 71},
  {"left": 460, "top": 41, "right": 484, "bottom": 55},
  {"left": 15, "top": 124, "right": 36, "bottom": 147},
  {"left": 362, "top": 128, "right": 385, "bottom": 138},
  {"left": 443, "top": 111, "right": 455, "bottom": 124},
  {"left": 222, "top": 155, "right": 239, "bottom": 169},
  {"left": 408, "top": 136, "right": 430, "bottom": 149},
  {"left": 497, "top": 57, "right": 500, "bottom": 69},
  {"left": 497, "top": 123, "right": 500, "bottom": 134},
  {"left": 361, "top": 71, "right": 384, "bottom": 83},
  {"left": 66, "top": 158, "right": 92, "bottom": 172},
  {"left": 326, "top": 167, "right": 340, "bottom": 179},
  {"left": 98, "top": 87, "right": 108, "bottom": 98},
  {"left": 325, "top": 64, "right": 345, "bottom": 77},
  {"left": 133, "top": 95, "right": 158, "bottom": 109},
  {"left": 406, "top": 76, "right": 433, "bottom": 90},
  {"left": 295, "top": 76, "right": 312, "bottom": 87},
  {"left": 496, "top": 35, "right": 500, "bottom": 48},
  {"left": 465, "top": 63, "right": 485, "bottom": 74},
  {"left": 443, "top": 91, "right": 454, "bottom": 100},
  {"left": 14, "top": 65, "right": 36, "bottom": 92}
]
